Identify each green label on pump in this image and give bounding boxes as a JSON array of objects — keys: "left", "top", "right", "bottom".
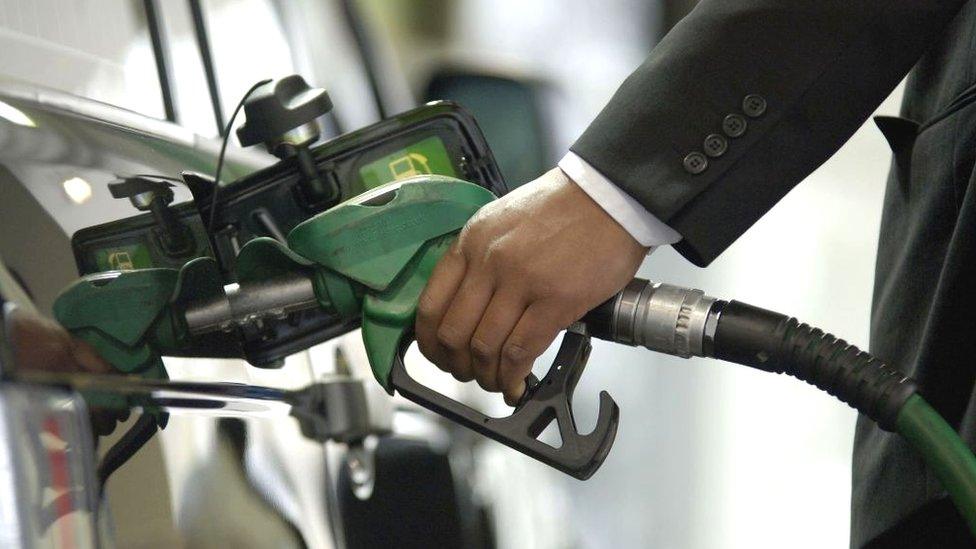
[
  {"left": 94, "top": 243, "right": 153, "bottom": 271},
  {"left": 358, "top": 136, "right": 457, "bottom": 191}
]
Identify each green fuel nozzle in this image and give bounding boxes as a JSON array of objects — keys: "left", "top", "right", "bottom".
[
  {"left": 285, "top": 177, "right": 495, "bottom": 391},
  {"left": 280, "top": 177, "right": 618, "bottom": 479},
  {"left": 53, "top": 176, "right": 620, "bottom": 480}
]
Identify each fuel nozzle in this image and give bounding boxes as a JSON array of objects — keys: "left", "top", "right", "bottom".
[{"left": 236, "top": 75, "right": 338, "bottom": 208}]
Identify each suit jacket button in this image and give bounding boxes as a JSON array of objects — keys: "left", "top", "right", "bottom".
[
  {"left": 743, "top": 94, "right": 767, "bottom": 117},
  {"left": 683, "top": 152, "right": 708, "bottom": 174},
  {"left": 704, "top": 134, "right": 728, "bottom": 157},
  {"left": 722, "top": 114, "right": 747, "bottom": 137}
]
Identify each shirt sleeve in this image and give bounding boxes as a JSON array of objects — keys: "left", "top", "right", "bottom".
[{"left": 558, "top": 151, "right": 682, "bottom": 248}]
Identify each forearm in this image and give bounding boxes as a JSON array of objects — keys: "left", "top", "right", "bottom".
[{"left": 572, "top": 0, "right": 966, "bottom": 265}]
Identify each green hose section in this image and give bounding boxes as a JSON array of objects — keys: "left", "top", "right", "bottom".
[{"left": 896, "top": 395, "right": 976, "bottom": 536}]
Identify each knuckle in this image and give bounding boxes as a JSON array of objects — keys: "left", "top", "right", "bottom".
[
  {"left": 484, "top": 241, "right": 512, "bottom": 265},
  {"left": 429, "top": 352, "right": 457, "bottom": 374},
  {"left": 457, "top": 221, "right": 483, "bottom": 247},
  {"left": 470, "top": 337, "right": 495, "bottom": 364},
  {"left": 444, "top": 241, "right": 470, "bottom": 265},
  {"left": 452, "top": 370, "right": 475, "bottom": 383},
  {"left": 503, "top": 382, "right": 526, "bottom": 404},
  {"left": 474, "top": 374, "right": 498, "bottom": 392},
  {"left": 416, "top": 336, "right": 435, "bottom": 360},
  {"left": 436, "top": 326, "right": 463, "bottom": 351},
  {"left": 498, "top": 372, "right": 522, "bottom": 395},
  {"left": 530, "top": 278, "right": 558, "bottom": 300},
  {"left": 502, "top": 342, "right": 530, "bottom": 364},
  {"left": 448, "top": 234, "right": 467, "bottom": 251},
  {"left": 447, "top": 241, "right": 467, "bottom": 260},
  {"left": 432, "top": 359, "right": 455, "bottom": 374},
  {"left": 416, "top": 292, "right": 438, "bottom": 320},
  {"left": 417, "top": 340, "right": 444, "bottom": 368}
]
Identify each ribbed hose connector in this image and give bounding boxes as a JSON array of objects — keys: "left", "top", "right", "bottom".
[
  {"left": 585, "top": 279, "right": 717, "bottom": 359},
  {"left": 712, "top": 300, "right": 918, "bottom": 431}
]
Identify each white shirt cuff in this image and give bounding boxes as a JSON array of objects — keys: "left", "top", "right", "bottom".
[{"left": 558, "top": 152, "right": 682, "bottom": 248}]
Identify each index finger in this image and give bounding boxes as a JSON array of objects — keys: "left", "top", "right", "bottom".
[{"left": 415, "top": 243, "right": 467, "bottom": 367}]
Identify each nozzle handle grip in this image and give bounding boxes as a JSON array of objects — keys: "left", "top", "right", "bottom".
[{"left": 389, "top": 329, "right": 619, "bottom": 480}]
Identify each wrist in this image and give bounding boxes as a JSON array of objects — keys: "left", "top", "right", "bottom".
[
  {"left": 557, "top": 152, "right": 681, "bottom": 249},
  {"left": 557, "top": 169, "right": 649, "bottom": 253}
]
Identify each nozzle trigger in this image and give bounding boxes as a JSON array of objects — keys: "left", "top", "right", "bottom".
[{"left": 389, "top": 329, "right": 618, "bottom": 480}]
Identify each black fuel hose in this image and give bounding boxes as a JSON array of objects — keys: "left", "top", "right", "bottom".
[
  {"left": 585, "top": 281, "right": 976, "bottom": 537},
  {"left": 710, "top": 300, "right": 916, "bottom": 431},
  {"left": 710, "top": 300, "right": 976, "bottom": 536}
]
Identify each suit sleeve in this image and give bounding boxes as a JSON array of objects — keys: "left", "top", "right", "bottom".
[{"left": 570, "top": 1, "right": 967, "bottom": 266}]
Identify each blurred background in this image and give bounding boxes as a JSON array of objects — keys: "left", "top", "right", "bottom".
[{"left": 0, "top": 1, "right": 902, "bottom": 547}]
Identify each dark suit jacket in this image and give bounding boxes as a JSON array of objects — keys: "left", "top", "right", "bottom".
[{"left": 571, "top": 2, "right": 976, "bottom": 547}]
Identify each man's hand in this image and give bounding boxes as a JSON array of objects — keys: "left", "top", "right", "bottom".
[
  {"left": 8, "top": 309, "right": 112, "bottom": 375},
  {"left": 8, "top": 308, "right": 128, "bottom": 435},
  {"left": 415, "top": 168, "right": 647, "bottom": 405}
]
